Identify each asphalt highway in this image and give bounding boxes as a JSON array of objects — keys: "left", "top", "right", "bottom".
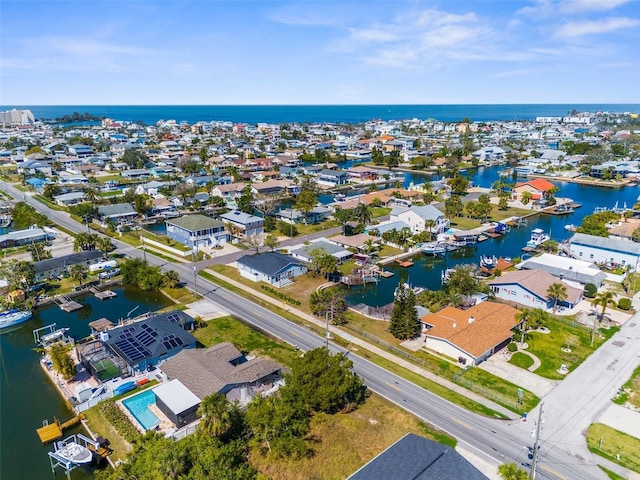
[{"left": 4, "top": 182, "right": 618, "bottom": 479}]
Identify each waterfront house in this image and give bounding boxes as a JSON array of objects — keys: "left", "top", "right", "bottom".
[
  {"left": 289, "top": 239, "right": 353, "bottom": 264},
  {"left": 57, "top": 172, "right": 89, "bottom": 186},
  {"left": 211, "top": 182, "right": 247, "bottom": 207},
  {"left": 158, "top": 342, "right": 283, "bottom": 407},
  {"left": 329, "top": 233, "right": 382, "bottom": 252},
  {"left": 220, "top": 210, "right": 264, "bottom": 240},
  {"left": 348, "top": 433, "right": 488, "bottom": 480},
  {"left": 420, "top": 302, "right": 520, "bottom": 367},
  {"left": 608, "top": 219, "right": 640, "bottom": 242},
  {"left": 34, "top": 250, "right": 104, "bottom": 282},
  {"left": 165, "top": 214, "right": 227, "bottom": 249},
  {"left": 237, "top": 252, "right": 307, "bottom": 287},
  {"left": 569, "top": 232, "right": 640, "bottom": 270},
  {"left": 347, "top": 166, "right": 378, "bottom": 182},
  {"left": 317, "top": 169, "right": 348, "bottom": 187},
  {"left": 92, "top": 311, "right": 197, "bottom": 377},
  {"left": 513, "top": 178, "right": 555, "bottom": 202},
  {"left": 120, "top": 168, "right": 150, "bottom": 180},
  {"left": 152, "top": 379, "right": 201, "bottom": 429},
  {"left": 250, "top": 179, "right": 291, "bottom": 196},
  {"left": 0, "top": 226, "right": 51, "bottom": 249},
  {"left": 276, "top": 206, "right": 331, "bottom": 225},
  {"left": 517, "top": 253, "right": 607, "bottom": 288},
  {"left": 488, "top": 269, "right": 583, "bottom": 310},
  {"left": 390, "top": 205, "right": 448, "bottom": 235},
  {"left": 97, "top": 203, "right": 138, "bottom": 226}
]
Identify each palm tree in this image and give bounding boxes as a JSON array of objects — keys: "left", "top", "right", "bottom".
[
  {"left": 547, "top": 282, "right": 568, "bottom": 313},
  {"left": 362, "top": 239, "right": 378, "bottom": 257},
  {"left": 162, "top": 270, "right": 180, "bottom": 289},
  {"left": 97, "top": 236, "right": 114, "bottom": 255},
  {"left": 424, "top": 219, "right": 436, "bottom": 241},
  {"left": 69, "top": 264, "right": 87, "bottom": 288},
  {"left": 198, "top": 393, "right": 240, "bottom": 438},
  {"left": 84, "top": 185, "right": 100, "bottom": 205},
  {"left": 590, "top": 290, "right": 616, "bottom": 345},
  {"left": 498, "top": 463, "right": 528, "bottom": 480},
  {"left": 353, "top": 202, "right": 372, "bottom": 226},
  {"left": 515, "top": 308, "right": 532, "bottom": 345}
]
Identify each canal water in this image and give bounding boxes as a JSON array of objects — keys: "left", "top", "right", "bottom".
[
  {"left": 345, "top": 167, "right": 640, "bottom": 307},
  {"left": 0, "top": 286, "right": 173, "bottom": 480}
]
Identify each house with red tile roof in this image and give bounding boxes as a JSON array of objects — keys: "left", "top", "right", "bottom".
[
  {"left": 420, "top": 302, "right": 520, "bottom": 366},
  {"left": 513, "top": 178, "right": 556, "bottom": 201}
]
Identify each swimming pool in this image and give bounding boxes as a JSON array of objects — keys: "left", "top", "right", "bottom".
[{"left": 121, "top": 390, "right": 160, "bottom": 430}]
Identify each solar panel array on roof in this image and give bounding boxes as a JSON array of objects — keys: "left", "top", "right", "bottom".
[
  {"left": 114, "top": 337, "right": 151, "bottom": 362},
  {"left": 167, "top": 313, "right": 180, "bottom": 323},
  {"left": 162, "top": 334, "right": 184, "bottom": 350}
]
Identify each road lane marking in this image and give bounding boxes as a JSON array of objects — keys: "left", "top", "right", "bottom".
[
  {"left": 288, "top": 330, "right": 300, "bottom": 337},
  {"left": 451, "top": 417, "right": 473, "bottom": 430},
  {"left": 385, "top": 381, "right": 401, "bottom": 392},
  {"left": 540, "top": 465, "right": 566, "bottom": 480}
]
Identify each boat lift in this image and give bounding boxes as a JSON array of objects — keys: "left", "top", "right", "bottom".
[
  {"left": 48, "top": 434, "right": 99, "bottom": 479},
  {"left": 33, "top": 324, "right": 72, "bottom": 347}
]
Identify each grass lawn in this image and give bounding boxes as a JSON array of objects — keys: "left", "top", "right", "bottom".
[
  {"left": 371, "top": 207, "right": 392, "bottom": 218},
  {"left": 83, "top": 407, "right": 132, "bottom": 463},
  {"left": 587, "top": 423, "right": 640, "bottom": 474},
  {"left": 162, "top": 286, "right": 196, "bottom": 305},
  {"left": 599, "top": 466, "right": 627, "bottom": 480},
  {"left": 613, "top": 365, "right": 640, "bottom": 409},
  {"left": 193, "top": 315, "right": 297, "bottom": 366},
  {"left": 524, "top": 318, "right": 619, "bottom": 379},
  {"left": 449, "top": 204, "right": 532, "bottom": 230},
  {"left": 344, "top": 314, "right": 538, "bottom": 413},
  {"left": 509, "top": 352, "right": 534, "bottom": 370},
  {"left": 250, "top": 395, "right": 455, "bottom": 480},
  {"left": 294, "top": 219, "right": 342, "bottom": 236},
  {"left": 376, "top": 245, "right": 404, "bottom": 258}
]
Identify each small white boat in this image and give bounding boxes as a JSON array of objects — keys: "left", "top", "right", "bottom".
[
  {"left": 334, "top": 193, "right": 347, "bottom": 202},
  {"left": 0, "top": 310, "right": 32, "bottom": 330},
  {"left": 564, "top": 224, "right": 577, "bottom": 232},
  {"left": 526, "top": 228, "right": 550, "bottom": 248},
  {"left": 422, "top": 242, "right": 446, "bottom": 255},
  {"left": 54, "top": 439, "right": 93, "bottom": 465},
  {"left": 480, "top": 255, "right": 498, "bottom": 269}
]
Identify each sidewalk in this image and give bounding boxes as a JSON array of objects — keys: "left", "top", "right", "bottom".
[
  {"left": 204, "top": 269, "right": 519, "bottom": 420},
  {"left": 598, "top": 403, "right": 640, "bottom": 439}
]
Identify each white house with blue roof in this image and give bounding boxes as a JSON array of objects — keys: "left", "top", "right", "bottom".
[
  {"left": 237, "top": 252, "right": 307, "bottom": 287},
  {"left": 220, "top": 210, "right": 264, "bottom": 240}
]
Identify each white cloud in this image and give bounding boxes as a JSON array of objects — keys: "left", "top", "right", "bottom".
[
  {"left": 555, "top": 17, "right": 640, "bottom": 37},
  {"left": 488, "top": 69, "right": 531, "bottom": 78},
  {"left": 559, "top": 0, "right": 630, "bottom": 13}
]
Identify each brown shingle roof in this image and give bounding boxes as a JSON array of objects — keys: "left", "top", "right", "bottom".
[
  {"left": 159, "top": 342, "right": 282, "bottom": 400},
  {"left": 488, "top": 269, "right": 583, "bottom": 304},
  {"left": 421, "top": 302, "right": 519, "bottom": 357}
]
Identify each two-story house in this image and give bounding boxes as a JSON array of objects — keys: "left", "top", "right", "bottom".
[{"left": 165, "top": 214, "right": 227, "bottom": 249}]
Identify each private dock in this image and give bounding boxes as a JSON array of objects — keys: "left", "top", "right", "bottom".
[
  {"left": 379, "top": 270, "right": 394, "bottom": 278},
  {"left": 36, "top": 414, "right": 85, "bottom": 444},
  {"left": 395, "top": 259, "right": 414, "bottom": 267},
  {"left": 90, "top": 287, "right": 117, "bottom": 300},
  {"left": 54, "top": 295, "right": 83, "bottom": 312}
]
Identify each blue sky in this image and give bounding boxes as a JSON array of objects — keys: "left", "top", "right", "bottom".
[{"left": 1, "top": 0, "right": 639, "bottom": 105}]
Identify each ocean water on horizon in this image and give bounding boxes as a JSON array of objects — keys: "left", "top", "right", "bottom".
[{"left": 2, "top": 104, "right": 639, "bottom": 125}]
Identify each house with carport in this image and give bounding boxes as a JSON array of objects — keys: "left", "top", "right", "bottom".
[
  {"left": 220, "top": 210, "right": 264, "bottom": 240},
  {"left": 420, "top": 302, "right": 520, "bottom": 366}
]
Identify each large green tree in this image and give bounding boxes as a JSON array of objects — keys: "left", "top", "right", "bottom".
[
  {"left": 389, "top": 284, "right": 421, "bottom": 340},
  {"left": 198, "top": 393, "right": 244, "bottom": 441},
  {"left": 497, "top": 463, "right": 528, "bottom": 480},
  {"left": 286, "top": 347, "right": 365, "bottom": 414},
  {"left": 309, "top": 288, "right": 347, "bottom": 325},
  {"left": 295, "top": 190, "right": 318, "bottom": 223},
  {"left": 444, "top": 195, "right": 464, "bottom": 219}
]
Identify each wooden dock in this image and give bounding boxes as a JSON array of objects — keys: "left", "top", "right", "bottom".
[
  {"left": 36, "top": 414, "right": 85, "bottom": 444},
  {"left": 54, "top": 295, "right": 83, "bottom": 312},
  {"left": 379, "top": 270, "right": 394, "bottom": 278},
  {"left": 91, "top": 288, "right": 117, "bottom": 300},
  {"left": 395, "top": 259, "right": 414, "bottom": 267}
]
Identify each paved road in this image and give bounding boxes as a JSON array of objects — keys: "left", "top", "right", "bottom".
[{"left": 5, "top": 182, "right": 632, "bottom": 479}]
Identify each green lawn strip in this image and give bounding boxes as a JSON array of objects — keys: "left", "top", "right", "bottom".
[
  {"left": 613, "top": 364, "right": 640, "bottom": 407},
  {"left": 294, "top": 220, "right": 342, "bottom": 236},
  {"left": 192, "top": 315, "right": 297, "bottom": 367},
  {"left": 509, "top": 352, "right": 535, "bottom": 370},
  {"left": 598, "top": 466, "right": 627, "bottom": 480},
  {"left": 587, "top": 423, "right": 640, "bottom": 474},
  {"left": 371, "top": 207, "right": 392, "bottom": 218},
  {"left": 199, "top": 271, "right": 508, "bottom": 419},
  {"left": 33, "top": 195, "right": 65, "bottom": 210},
  {"left": 525, "top": 317, "right": 619, "bottom": 379}
]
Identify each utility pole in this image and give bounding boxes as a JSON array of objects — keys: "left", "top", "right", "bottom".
[
  {"left": 529, "top": 403, "right": 544, "bottom": 479},
  {"left": 192, "top": 244, "right": 198, "bottom": 300}
]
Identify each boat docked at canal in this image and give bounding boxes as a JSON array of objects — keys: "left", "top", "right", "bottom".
[
  {"left": 0, "top": 309, "right": 32, "bottom": 330},
  {"left": 479, "top": 255, "right": 498, "bottom": 270},
  {"left": 54, "top": 440, "right": 93, "bottom": 465},
  {"left": 422, "top": 242, "right": 447, "bottom": 256},
  {"left": 526, "top": 228, "right": 550, "bottom": 248}
]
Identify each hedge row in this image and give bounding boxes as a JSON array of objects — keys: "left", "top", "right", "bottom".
[
  {"left": 260, "top": 285, "right": 301, "bottom": 306},
  {"left": 99, "top": 400, "right": 141, "bottom": 443}
]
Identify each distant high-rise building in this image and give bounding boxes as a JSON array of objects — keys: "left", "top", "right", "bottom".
[{"left": 0, "top": 109, "right": 35, "bottom": 126}]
